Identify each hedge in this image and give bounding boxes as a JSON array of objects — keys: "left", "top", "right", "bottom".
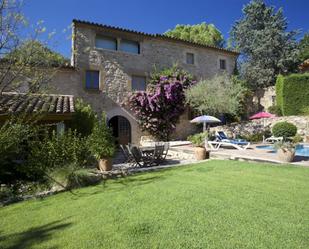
[{"left": 275, "top": 73, "right": 309, "bottom": 116}]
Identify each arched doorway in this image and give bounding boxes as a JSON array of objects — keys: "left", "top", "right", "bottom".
[{"left": 108, "top": 115, "right": 131, "bottom": 145}]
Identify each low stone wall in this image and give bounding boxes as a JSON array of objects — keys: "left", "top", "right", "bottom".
[{"left": 210, "top": 116, "right": 309, "bottom": 138}]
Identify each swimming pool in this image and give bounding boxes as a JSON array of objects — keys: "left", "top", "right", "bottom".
[{"left": 256, "top": 144, "right": 309, "bottom": 157}]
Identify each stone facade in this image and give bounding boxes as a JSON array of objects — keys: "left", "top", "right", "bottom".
[
  {"left": 50, "top": 20, "right": 238, "bottom": 144},
  {"left": 253, "top": 87, "right": 276, "bottom": 112}
]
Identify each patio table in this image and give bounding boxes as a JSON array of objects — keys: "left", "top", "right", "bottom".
[{"left": 140, "top": 146, "right": 155, "bottom": 156}]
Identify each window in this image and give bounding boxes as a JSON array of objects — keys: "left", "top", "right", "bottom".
[
  {"left": 186, "top": 53, "right": 194, "bottom": 65},
  {"left": 85, "top": 70, "right": 99, "bottom": 89},
  {"left": 271, "top": 95, "right": 276, "bottom": 105},
  {"left": 95, "top": 36, "right": 117, "bottom": 50},
  {"left": 219, "top": 59, "right": 226, "bottom": 70},
  {"left": 132, "top": 76, "right": 146, "bottom": 91},
  {"left": 120, "top": 39, "right": 140, "bottom": 54}
]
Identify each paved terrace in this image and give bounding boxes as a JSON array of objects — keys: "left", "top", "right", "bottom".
[
  {"left": 113, "top": 142, "right": 309, "bottom": 171},
  {"left": 168, "top": 143, "right": 309, "bottom": 167}
]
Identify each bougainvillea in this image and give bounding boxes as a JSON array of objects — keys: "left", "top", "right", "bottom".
[{"left": 128, "top": 68, "right": 195, "bottom": 141}]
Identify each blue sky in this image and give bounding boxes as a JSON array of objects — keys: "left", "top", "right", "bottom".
[{"left": 23, "top": 0, "right": 309, "bottom": 58}]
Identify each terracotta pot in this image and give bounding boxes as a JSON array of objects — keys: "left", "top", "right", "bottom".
[
  {"left": 194, "top": 147, "right": 206, "bottom": 160},
  {"left": 98, "top": 158, "right": 113, "bottom": 171},
  {"left": 277, "top": 149, "right": 295, "bottom": 163}
]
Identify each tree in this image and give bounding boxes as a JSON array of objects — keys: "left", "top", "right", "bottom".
[
  {"left": 6, "top": 40, "right": 69, "bottom": 67},
  {"left": 0, "top": 1, "right": 71, "bottom": 193},
  {"left": 0, "top": 0, "right": 67, "bottom": 95},
  {"left": 164, "top": 22, "right": 224, "bottom": 47},
  {"left": 230, "top": 0, "right": 299, "bottom": 89},
  {"left": 68, "top": 98, "right": 97, "bottom": 137},
  {"left": 299, "top": 33, "right": 309, "bottom": 62},
  {"left": 185, "top": 74, "right": 246, "bottom": 116},
  {"left": 128, "top": 67, "right": 195, "bottom": 141}
]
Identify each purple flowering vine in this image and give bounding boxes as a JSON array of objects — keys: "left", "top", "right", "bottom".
[{"left": 128, "top": 68, "right": 196, "bottom": 141}]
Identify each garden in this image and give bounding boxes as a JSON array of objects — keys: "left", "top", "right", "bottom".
[
  {"left": 1, "top": 160, "right": 308, "bottom": 249},
  {"left": 0, "top": 1, "right": 309, "bottom": 248}
]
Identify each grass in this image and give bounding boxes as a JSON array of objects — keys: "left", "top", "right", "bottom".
[{"left": 0, "top": 160, "right": 308, "bottom": 249}]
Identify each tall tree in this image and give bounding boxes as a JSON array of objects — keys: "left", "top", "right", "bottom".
[
  {"left": 230, "top": 0, "right": 299, "bottom": 89},
  {"left": 299, "top": 32, "right": 309, "bottom": 62},
  {"left": 164, "top": 22, "right": 224, "bottom": 47},
  {"left": 0, "top": 0, "right": 67, "bottom": 94}
]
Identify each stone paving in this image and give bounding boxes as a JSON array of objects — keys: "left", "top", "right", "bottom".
[
  {"left": 112, "top": 143, "right": 309, "bottom": 173},
  {"left": 210, "top": 143, "right": 309, "bottom": 166}
]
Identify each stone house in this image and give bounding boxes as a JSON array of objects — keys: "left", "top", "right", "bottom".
[{"left": 50, "top": 19, "right": 239, "bottom": 144}]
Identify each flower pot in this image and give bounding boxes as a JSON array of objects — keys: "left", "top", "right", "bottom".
[
  {"left": 194, "top": 147, "right": 206, "bottom": 160},
  {"left": 98, "top": 158, "right": 113, "bottom": 171},
  {"left": 277, "top": 149, "right": 295, "bottom": 163}
]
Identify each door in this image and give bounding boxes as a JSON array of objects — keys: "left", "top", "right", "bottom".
[{"left": 108, "top": 116, "right": 131, "bottom": 145}]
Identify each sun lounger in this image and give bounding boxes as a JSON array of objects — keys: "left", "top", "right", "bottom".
[
  {"left": 208, "top": 140, "right": 250, "bottom": 150},
  {"left": 208, "top": 132, "right": 250, "bottom": 150}
]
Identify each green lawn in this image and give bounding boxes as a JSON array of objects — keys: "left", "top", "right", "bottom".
[{"left": 1, "top": 160, "right": 309, "bottom": 249}]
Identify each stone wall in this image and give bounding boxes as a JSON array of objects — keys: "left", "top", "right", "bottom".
[{"left": 210, "top": 116, "right": 309, "bottom": 138}]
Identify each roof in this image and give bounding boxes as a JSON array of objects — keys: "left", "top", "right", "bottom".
[
  {"left": 73, "top": 19, "right": 239, "bottom": 55},
  {"left": 299, "top": 59, "right": 309, "bottom": 72},
  {"left": 0, "top": 92, "right": 75, "bottom": 116}
]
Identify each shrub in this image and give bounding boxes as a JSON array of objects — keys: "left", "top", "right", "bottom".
[
  {"left": 28, "top": 129, "right": 90, "bottom": 170},
  {"left": 292, "top": 134, "right": 303, "bottom": 144},
  {"left": 66, "top": 169, "right": 101, "bottom": 189},
  {"left": 267, "top": 105, "right": 282, "bottom": 116},
  {"left": 187, "top": 132, "right": 208, "bottom": 147},
  {"left": 68, "top": 98, "right": 97, "bottom": 137},
  {"left": 88, "top": 113, "right": 116, "bottom": 160},
  {"left": 242, "top": 130, "right": 271, "bottom": 142},
  {"left": 275, "top": 73, "right": 309, "bottom": 115},
  {"left": 272, "top": 122, "right": 297, "bottom": 138},
  {"left": 0, "top": 121, "right": 47, "bottom": 190}
]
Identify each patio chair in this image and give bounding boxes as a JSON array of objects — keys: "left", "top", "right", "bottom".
[
  {"left": 120, "top": 144, "right": 135, "bottom": 164},
  {"left": 152, "top": 144, "right": 165, "bottom": 165},
  {"left": 161, "top": 142, "right": 170, "bottom": 161},
  {"left": 265, "top": 136, "right": 283, "bottom": 143},
  {"left": 128, "top": 145, "right": 146, "bottom": 167}
]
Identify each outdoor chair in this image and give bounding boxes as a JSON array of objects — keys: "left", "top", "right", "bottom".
[
  {"left": 126, "top": 145, "right": 145, "bottom": 167},
  {"left": 208, "top": 140, "right": 250, "bottom": 150},
  {"left": 209, "top": 131, "right": 250, "bottom": 150},
  {"left": 153, "top": 142, "right": 169, "bottom": 163},
  {"left": 265, "top": 136, "right": 283, "bottom": 143},
  {"left": 162, "top": 142, "right": 170, "bottom": 161},
  {"left": 128, "top": 145, "right": 144, "bottom": 167},
  {"left": 120, "top": 144, "right": 135, "bottom": 164},
  {"left": 152, "top": 144, "right": 165, "bottom": 165},
  {"left": 129, "top": 145, "right": 156, "bottom": 167}
]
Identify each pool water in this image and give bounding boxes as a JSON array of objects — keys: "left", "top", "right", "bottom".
[{"left": 256, "top": 144, "right": 309, "bottom": 157}]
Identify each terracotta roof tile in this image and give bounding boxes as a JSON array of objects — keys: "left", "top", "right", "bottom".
[{"left": 0, "top": 92, "right": 75, "bottom": 115}]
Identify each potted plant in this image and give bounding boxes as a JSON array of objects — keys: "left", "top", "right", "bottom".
[
  {"left": 187, "top": 132, "right": 208, "bottom": 160},
  {"left": 88, "top": 113, "right": 116, "bottom": 171},
  {"left": 274, "top": 141, "right": 296, "bottom": 163}
]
